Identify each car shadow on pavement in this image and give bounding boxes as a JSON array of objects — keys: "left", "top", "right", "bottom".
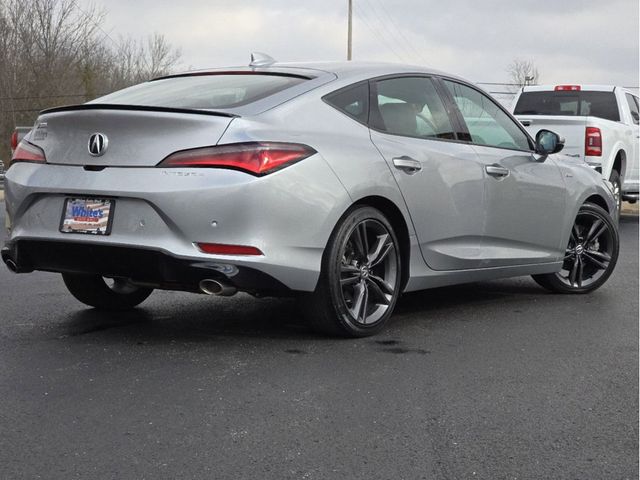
[
  {"left": 56, "top": 277, "right": 551, "bottom": 343},
  {"left": 58, "top": 295, "right": 316, "bottom": 342}
]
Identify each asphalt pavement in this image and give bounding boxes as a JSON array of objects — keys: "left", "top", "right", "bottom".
[{"left": 0, "top": 205, "right": 637, "bottom": 480}]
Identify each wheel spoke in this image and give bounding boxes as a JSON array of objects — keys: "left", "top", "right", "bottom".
[
  {"left": 368, "top": 233, "right": 392, "bottom": 266},
  {"left": 341, "top": 264, "right": 360, "bottom": 275},
  {"left": 569, "top": 255, "right": 580, "bottom": 286},
  {"left": 349, "top": 281, "right": 367, "bottom": 322},
  {"left": 564, "top": 248, "right": 574, "bottom": 260},
  {"left": 576, "top": 256, "right": 584, "bottom": 288},
  {"left": 340, "top": 264, "right": 360, "bottom": 286},
  {"left": 366, "top": 278, "right": 391, "bottom": 306},
  {"left": 585, "top": 219, "right": 607, "bottom": 245},
  {"left": 370, "top": 274, "right": 394, "bottom": 296},
  {"left": 352, "top": 222, "right": 368, "bottom": 258},
  {"left": 570, "top": 225, "right": 580, "bottom": 244},
  {"left": 582, "top": 252, "right": 609, "bottom": 270},
  {"left": 341, "top": 275, "right": 361, "bottom": 286},
  {"left": 586, "top": 250, "right": 611, "bottom": 263}
]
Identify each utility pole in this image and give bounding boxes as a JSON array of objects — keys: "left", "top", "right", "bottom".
[{"left": 347, "top": 0, "right": 353, "bottom": 61}]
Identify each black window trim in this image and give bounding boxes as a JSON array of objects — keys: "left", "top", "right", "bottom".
[
  {"left": 624, "top": 92, "right": 640, "bottom": 125},
  {"left": 437, "top": 76, "right": 536, "bottom": 153},
  {"left": 366, "top": 73, "right": 466, "bottom": 145},
  {"left": 321, "top": 80, "right": 371, "bottom": 127}
]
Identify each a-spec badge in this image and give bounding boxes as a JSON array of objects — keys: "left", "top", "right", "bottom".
[{"left": 88, "top": 133, "right": 108, "bottom": 157}]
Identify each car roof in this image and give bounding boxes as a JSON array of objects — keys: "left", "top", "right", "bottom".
[{"left": 161, "top": 61, "right": 464, "bottom": 83}]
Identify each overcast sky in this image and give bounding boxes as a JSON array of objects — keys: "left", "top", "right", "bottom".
[{"left": 88, "top": 0, "right": 638, "bottom": 88}]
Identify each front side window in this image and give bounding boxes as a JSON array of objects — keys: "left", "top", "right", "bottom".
[
  {"left": 444, "top": 80, "right": 531, "bottom": 151},
  {"left": 370, "top": 77, "right": 455, "bottom": 140}
]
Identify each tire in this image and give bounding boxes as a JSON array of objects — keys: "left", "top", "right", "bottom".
[
  {"left": 62, "top": 273, "right": 153, "bottom": 310},
  {"left": 305, "top": 206, "right": 402, "bottom": 337},
  {"left": 609, "top": 169, "right": 622, "bottom": 223},
  {"left": 532, "top": 203, "right": 619, "bottom": 294}
]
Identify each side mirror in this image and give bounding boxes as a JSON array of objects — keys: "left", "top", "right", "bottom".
[
  {"left": 535, "top": 129, "right": 565, "bottom": 155},
  {"left": 631, "top": 110, "right": 639, "bottom": 124}
]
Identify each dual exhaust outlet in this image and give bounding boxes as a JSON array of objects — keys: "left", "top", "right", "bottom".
[{"left": 198, "top": 279, "right": 237, "bottom": 296}]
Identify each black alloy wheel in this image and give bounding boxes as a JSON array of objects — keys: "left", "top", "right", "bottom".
[
  {"left": 306, "top": 206, "right": 402, "bottom": 337},
  {"left": 532, "top": 203, "right": 619, "bottom": 294}
]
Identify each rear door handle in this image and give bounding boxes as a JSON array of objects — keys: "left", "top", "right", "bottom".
[
  {"left": 392, "top": 156, "right": 422, "bottom": 174},
  {"left": 485, "top": 164, "right": 510, "bottom": 178}
]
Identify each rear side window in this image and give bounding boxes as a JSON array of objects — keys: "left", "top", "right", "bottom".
[
  {"left": 92, "top": 74, "right": 308, "bottom": 110},
  {"left": 370, "top": 77, "right": 455, "bottom": 140},
  {"left": 324, "top": 82, "right": 369, "bottom": 124},
  {"left": 625, "top": 93, "right": 639, "bottom": 125},
  {"left": 514, "top": 91, "right": 620, "bottom": 122}
]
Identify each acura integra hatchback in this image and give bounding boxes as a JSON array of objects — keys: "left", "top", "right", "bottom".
[{"left": 2, "top": 56, "right": 619, "bottom": 336}]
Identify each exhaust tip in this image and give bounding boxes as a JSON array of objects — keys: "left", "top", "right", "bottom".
[
  {"left": 5, "top": 259, "right": 18, "bottom": 273},
  {"left": 199, "top": 279, "right": 237, "bottom": 296},
  {"left": 199, "top": 279, "right": 223, "bottom": 295}
]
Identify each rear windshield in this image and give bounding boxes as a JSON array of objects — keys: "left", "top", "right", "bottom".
[
  {"left": 514, "top": 91, "right": 620, "bottom": 122},
  {"left": 91, "top": 73, "right": 308, "bottom": 110}
]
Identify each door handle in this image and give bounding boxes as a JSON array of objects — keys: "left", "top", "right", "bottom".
[
  {"left": 392, "top": 156, "right": 422, "bottom": 174},
  {"left": 485, "top": 164, "right": 510, "bottom": 178}
]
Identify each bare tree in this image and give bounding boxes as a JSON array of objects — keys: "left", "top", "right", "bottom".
[
  {"left": 0, "top": 0, "right": 182, "bottom": 162},
  {"left": 506, "top": 58, "right": 541, "bottom": 90}
]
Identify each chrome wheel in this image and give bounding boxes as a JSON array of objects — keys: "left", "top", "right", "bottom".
[
  {"left": 339, "top": 219, "right": 398, "bottom": 325},
  {"left": 556, "top": 210, "right": 615, "bottom": 289}
]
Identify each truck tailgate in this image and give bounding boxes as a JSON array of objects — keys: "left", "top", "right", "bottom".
[{"left": 516, "top": 115, "right": 587, "bottom": 160}]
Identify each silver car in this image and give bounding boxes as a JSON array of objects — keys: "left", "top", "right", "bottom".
[{"left": 2, "top": 58, "right": 619, "bottom": 337}]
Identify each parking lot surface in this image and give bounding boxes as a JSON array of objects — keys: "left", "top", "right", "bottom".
[{"left": 0, "top": 205, "right": 637, "bottom": 480}]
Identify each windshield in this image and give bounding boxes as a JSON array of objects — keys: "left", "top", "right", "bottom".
[
  {"left": 514, "top": 91, "right": 620, "bottom": 122},
  {"left": 91, "top": 73, "right": 309, "bottom": 110}
]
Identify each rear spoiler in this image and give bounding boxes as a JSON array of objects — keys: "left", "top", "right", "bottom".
[{"left": 40, "top": 103, "right": 239, "bottom": 118}]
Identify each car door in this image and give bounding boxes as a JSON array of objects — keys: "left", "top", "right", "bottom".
[
  {"left": 440, "top": 79, "right": 567, "bottom": 267},
  {"left": 368, "top": 76, "right": 488, "bottom": 270}
]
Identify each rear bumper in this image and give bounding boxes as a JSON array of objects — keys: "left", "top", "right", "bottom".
[{"left": 1, "top": 239, "right": 291, "bottom": 295}]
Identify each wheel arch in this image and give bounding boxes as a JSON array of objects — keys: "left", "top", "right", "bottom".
[
  {"left": 584, "top": 194, "right": 610, "bottom": 213},
  {"left": 610, "top": 148, "right": 626, "bottom": 182}
]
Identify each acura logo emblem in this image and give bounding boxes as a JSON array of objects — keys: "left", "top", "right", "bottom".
[{"left": 88, "top": 133, "right": 108, "bottom": 156}]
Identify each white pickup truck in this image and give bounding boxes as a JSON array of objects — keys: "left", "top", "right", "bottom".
[{"left": 511, "top": 85, "right": 639, "bottom": 212}]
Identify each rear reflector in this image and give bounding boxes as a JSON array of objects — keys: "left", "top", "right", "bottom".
[
  {"left": 10, "top": 130, "right": 18, "bottom": 151},
  {"left": 11, "top": 140, "right": 46, "bottom": 165},
  {"left": 196, "top": 243, "right": 263, "bottom": 256},
  {"left": 585, "top": 127, "right": 602, "bottom": 157},
  {"left": 158, "top": 142, "right": 316, "bottom": 176},
  {"left": 555, "top": 85, "right": 581, "bottom": 91}
]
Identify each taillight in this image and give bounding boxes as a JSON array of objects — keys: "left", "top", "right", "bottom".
[
  {"left": 10, "top": 130, "right": 18, "bottom": 151},
  {"left": 196, "top": 243, "right": 263, "bottom": 256},
  {"left": 585, "top": 127, "right": 602, "bottom": 157},
  {"left": 555, "top": 85, "right": 581, "bottom": 91},
  {"left": 158, "top": 142, "right": 316, "bottom": 176},
  {"left": 11, "top": 140, "right": 46, "bottom": 165}
]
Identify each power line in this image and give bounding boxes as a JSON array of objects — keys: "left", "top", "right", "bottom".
[
  {"left": 368, "top": 0, "right": 429, "bottom": 65},
  {"left": 359, "top": 0, "right": 418, "bottom": 64},
  {"left": 352, "top": 3, "right": 409, "bottom": 63}
]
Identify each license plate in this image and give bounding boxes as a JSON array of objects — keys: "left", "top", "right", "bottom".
[{"left": 60, "top": 197, "right": 114, "bottom": 235}]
